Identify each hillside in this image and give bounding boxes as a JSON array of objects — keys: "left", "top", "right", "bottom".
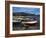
[{"left": 13, "top": 12, "right": 36, "bottom": 16}]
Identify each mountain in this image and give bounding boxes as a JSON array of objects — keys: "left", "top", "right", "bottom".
[{"left": 13, "top": 12, "right": 36, "bottom": 16}]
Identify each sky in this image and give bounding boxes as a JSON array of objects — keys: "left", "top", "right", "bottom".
[{"left": 13, "top": 7, "right": 40, "bottom": 15}]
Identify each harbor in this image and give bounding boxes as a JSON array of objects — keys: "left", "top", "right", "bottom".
[{"left": 13, "top": 16, "right": 40, "bottom": 30}]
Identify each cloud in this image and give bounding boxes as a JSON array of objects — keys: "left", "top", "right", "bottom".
[{"left": 13, "top": 7, "right": 40, "bottom": 15}]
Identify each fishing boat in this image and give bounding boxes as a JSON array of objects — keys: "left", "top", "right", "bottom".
[{"left": 22, "top": 21, "right": 37, "bottom": 24}]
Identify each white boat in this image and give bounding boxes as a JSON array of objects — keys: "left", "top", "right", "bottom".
[{"left": 22, "top": 21, "right": 37, "bottom": 24}]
